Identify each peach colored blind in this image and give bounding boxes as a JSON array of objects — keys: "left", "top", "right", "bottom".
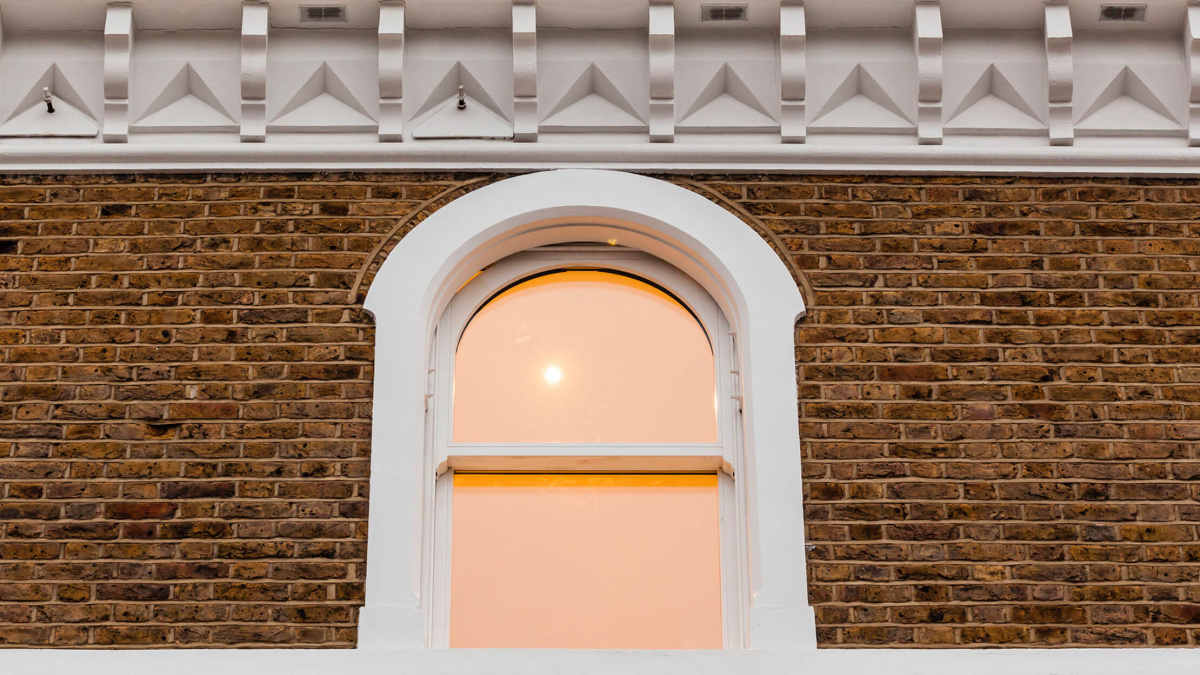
[
  {"left": 449, "top": 473, "right": 723, "bottom": 649},
  {"left": 453, "top": 271, "right": 718, "bottom": 443}
]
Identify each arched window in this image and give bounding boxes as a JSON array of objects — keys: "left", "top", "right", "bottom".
[
  {"left": 359, "top": 170, "right": 815, "bottom": 656},
  {"left": 452, "top": 268, "right": 717, "bottom": 445},
  {"left": 429, "top": 250, "right": 744, "bottom": 648}
]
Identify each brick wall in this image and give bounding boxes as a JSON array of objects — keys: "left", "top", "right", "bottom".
[{"left": 0, "top": 172, "right": 1197, "bottom": 648}]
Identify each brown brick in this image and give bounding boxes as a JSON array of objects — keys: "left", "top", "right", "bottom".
[{"left": 3, "top": 173, "right": 1200, "bottom": 650}]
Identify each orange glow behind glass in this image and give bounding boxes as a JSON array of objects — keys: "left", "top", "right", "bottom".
[
  {"left": 449, "top": 473, "right": 723, "bottom": 649},
  {"left": 453, "top": 271, "right": 718, "bottom": 443}
]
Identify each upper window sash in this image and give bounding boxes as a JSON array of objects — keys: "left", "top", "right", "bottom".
[{"left": 430, "top": 248, "right": 740, "bottom": 475}]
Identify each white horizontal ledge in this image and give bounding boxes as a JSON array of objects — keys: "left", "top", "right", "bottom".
[
  {"left": 442, "top": 443, "right": 728, "bottom": 473},
  {"left": 5, "top": 142, "right": 1200, "bottom": 175},
  {"left": 9, "top": 646, "right": 1200, "bottom": 675}
]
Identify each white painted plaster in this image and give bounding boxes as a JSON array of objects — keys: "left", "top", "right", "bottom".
[
  {"left": 0, "top": 0, "right": 1196, "bottom": 158},
  {"left": 0, "top": 32, "right": 103, "bottom": 138},
  {"left": 943, "top": 31, "right": 1048, "bottom": 136},
  {"left": 538, "top": 30, "right": 649, "bottom": 132},
  {"left": 1074, "top": 32, "right": 1186, "bottom": 137},
  {"left": 267, "top": 29, "right": 379, "bottom": 132},
  {"left": 378, "top": 0, "right": 405, "bottom": 142},
  {"left": 269, "top": 0, "right": 381, "bottom": 30},
  {"left": 914, "top": 0, "right": 943, "bottom": 144},
  {"left": 240, "top": 0, "right": 268, "bottom": 142},
  {"left": 130, "top": 31, "right": 240, "bottom": 133},
  {"left": 780, "top": 0, "right": 807, "bottom": 142},
  {"left": 405, "top": 29, "right": 513, "bottom": 140},
  {"left": 1044, "top": 0, "right": 1074, "bottom": 145},
  {"left": 676, "top": 30, "right": 779, "bottom": 133},
  {"left": 649, "top": 0, "right": 675, "bottom": 141},
  {"left": 512, "top": 0, "right": 537, "bottom": 141},
  {"left": 1187, "top": 1, "right": 1200, "bottom": 145},
  {"left": 807, "top": 29, "right": 917, "bottom": 134},
  {"left": 10, "top": 141, "right": 1200, "bottom": 174},
  {"left": 102, "top": 2, "right": 133, "bottom": 142}
]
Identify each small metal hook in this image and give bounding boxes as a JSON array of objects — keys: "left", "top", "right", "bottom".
[
  {"left": 456, "top": 84, "right": 466, "bottom": 110},
  {"left": 43, "top": 87, "right": 55, "bottom": 114}
]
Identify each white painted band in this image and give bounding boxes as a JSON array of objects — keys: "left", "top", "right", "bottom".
[
  {"left": 6, "top": 644, "right": 1200, "bottom": 674},
  {"left": 2, "top": 142, "right": 1200, "bottom": 174}
]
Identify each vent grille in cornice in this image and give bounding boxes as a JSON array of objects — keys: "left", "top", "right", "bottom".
[
  {"left": 701, "top": 4, "right": 748, "bottom": 22},
  {"left": 300, "top": 5, "right": 348, "bottom": 23},
  {"left": 1099, "top": 4, "right": 1147, "bottom": 21}
]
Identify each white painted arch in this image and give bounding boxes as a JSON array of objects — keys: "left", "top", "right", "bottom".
[{"left": 359, "top": 169, "right": 815, "bottom": 650}]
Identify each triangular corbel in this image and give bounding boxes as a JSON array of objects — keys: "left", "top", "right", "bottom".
[
  {"left": 270, "top": 62, "right": 378, "bottom": 132},
  {"left": 812, "top": 64, "right": 913, "bottom": 132},
  {"left": 540, "top": 63, "right": 646, "bottom": 132},
  {"left": 133, "top": 64, "right": 238, "bottom": 132},
  {"left": 411, "top": 62, "right": 512, "bottom": 139},
  {"left": 946, "top": 64, "right": 1045, "bottom": 133},
  {"left": 1074, "top": 66, "right": 1183, "bottom": 136},
  {"left": 0, "top": 64, "right": 99, "bottom": 138},
  {"left": 678, "top": 64, "right": 777, "bottom": 132}
]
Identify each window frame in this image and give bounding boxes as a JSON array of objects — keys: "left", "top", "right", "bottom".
[
  {"left": 359, "top": 169, "right": 816, "bottom": 652},
  {"left": 426, "top": 247, "right": 748, "bottom": 648}
]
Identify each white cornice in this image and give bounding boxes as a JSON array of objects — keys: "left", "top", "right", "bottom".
[
  {"left": 4, "top": 142, "right": 1200, "bottom": 175},
  {"left": 0, "top": 0, "right": 1199, "bottom": 172}
]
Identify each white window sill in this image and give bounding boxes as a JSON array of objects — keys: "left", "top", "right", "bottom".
[{"left": 9, "top": 646, "right": 1200, "bottom": 675}]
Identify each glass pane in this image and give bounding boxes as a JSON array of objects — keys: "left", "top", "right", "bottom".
[
  {"left": 453, "top": 271, "right": 718, "bottom": 443},
  {"left": 449, "top": 473, "right": 723, "bottom": 649}
]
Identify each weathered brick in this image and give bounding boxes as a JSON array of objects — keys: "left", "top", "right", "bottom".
[{"left": 3, "top": 173, "right": 1200, "bottom": 650}]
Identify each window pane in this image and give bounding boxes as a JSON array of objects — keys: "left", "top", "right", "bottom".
[
  {"left": 453, "top": 271, "right": 718, "bottom": 443},
  {"left": 449, "top": 473, "right": 723, "bottom": 649}
]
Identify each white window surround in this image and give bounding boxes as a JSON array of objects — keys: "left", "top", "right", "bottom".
[{"left": 358, "top": 168, "right": 816, "bottom": 652}]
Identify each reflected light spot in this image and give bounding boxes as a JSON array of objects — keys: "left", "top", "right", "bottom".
[{"left": 543, "top": 365, "right": 563, "bottom": 385}]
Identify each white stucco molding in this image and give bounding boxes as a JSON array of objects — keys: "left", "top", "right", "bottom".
[
  {"left": 1187, "top": 0, "right": 1200, "bottom": 146},
  {"left": 377, "top": 0, "right": 405, "bottom": 142},
  {"left": 512, "top": 0, "right": 538, "bottom": 142},
  {"left": 780, "top": 0, "right": 807, "bottom": 143},
  {"left": 1044, "top": 0, "right": 1074, "bottom": 146},
  {"left": 7, "top": 142, "right": 1200, "bottom": 174},
  {"left": 3, "top": 0, "right": 1200, "bottom": 150},
  {"left": 360, "top": 169, "right": 814, "bottom": 650},
  {"left": 914, "top": 0, "right": 943, "bottom": 145},
  {"left": 102, "top": 3, "right": 133, "bottom": 143},
  {"left": 648, "top": 0, "right": 675, "bottom": 142},
  {"left": 240, "top": 0, "right": 269, "bottom": 143}
]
